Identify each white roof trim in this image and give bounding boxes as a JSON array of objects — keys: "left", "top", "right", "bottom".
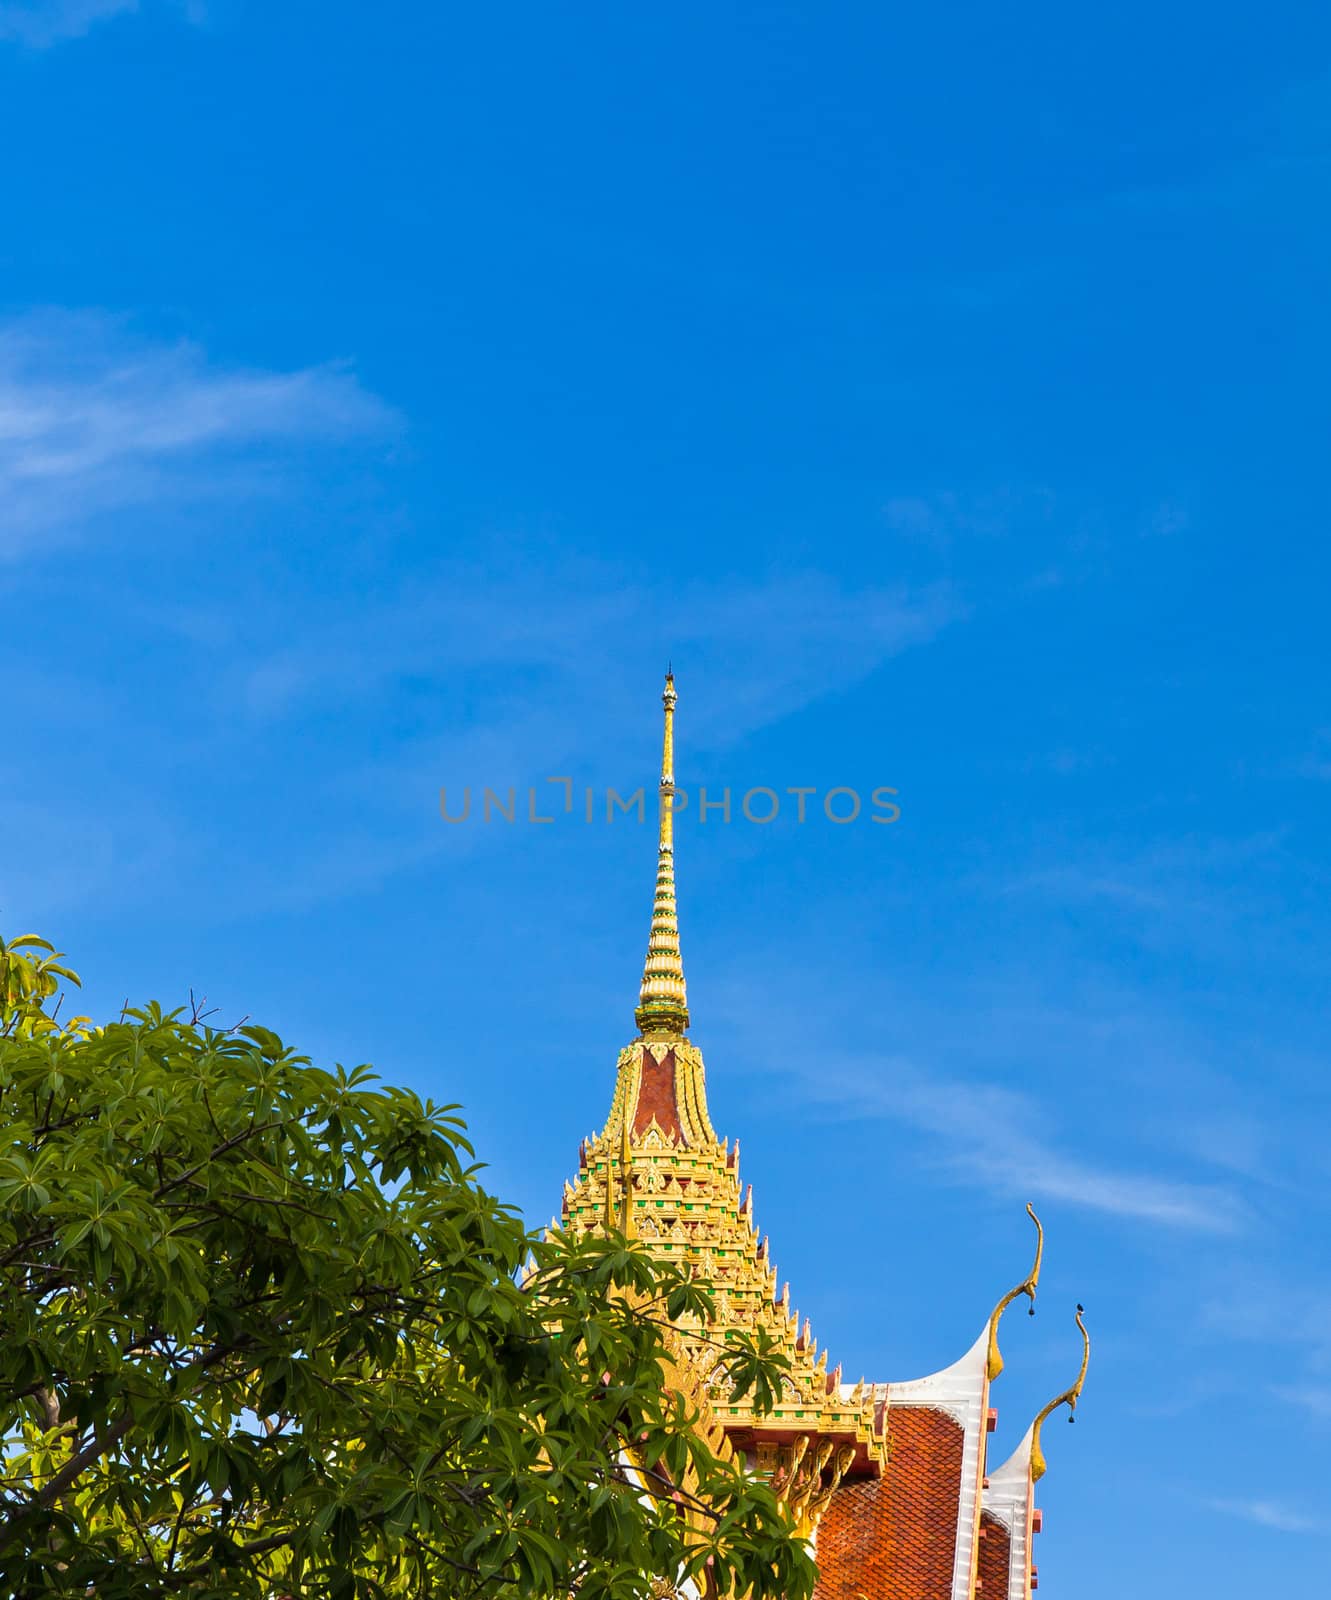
[
  {"left": 882, "top": 1323, "right": 990, "bottom": 1600},
  {"left": 983, "top": 1425, "right": 1035, "bottom": 1599}
]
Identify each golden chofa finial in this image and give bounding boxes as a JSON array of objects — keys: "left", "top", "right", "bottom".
[
  {"left": 1030, "top": 1304, "right": 1091, "bottom": 1483},
  {"left": 634, "top": 671, "right": 690, "bottom": 1038},
  {"left": 986, "top": 1203, "right": 1045, "bottom": 1381}
]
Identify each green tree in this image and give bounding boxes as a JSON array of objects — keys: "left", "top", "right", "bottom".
[
  {"left": 0, "top": 942, "right": 815, "bottom": 1600},
  {"left": 0, "top": 933, "right": 84, "bottom": 1041}
]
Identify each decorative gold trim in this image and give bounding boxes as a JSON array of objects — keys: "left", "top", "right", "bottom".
[
  {"left": 619, "top": 1113, "right": 635, "bottom": 1238},
  {"left": 603, "top": 1133, "right": 616, "bottom": 1233},
  {"left": 986, "top": 1203, "right": 1044, "bottom": 1381},
  {"left": 1030, "top": 1305, "right": 1090, "bottom": 1483}
]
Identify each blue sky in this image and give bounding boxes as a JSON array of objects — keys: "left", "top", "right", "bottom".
[{"left": 3, "top": 1, "right": 1330, "bottom": 1590}]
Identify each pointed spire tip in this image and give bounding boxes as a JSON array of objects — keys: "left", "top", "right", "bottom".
[{"left": 635, "top": 671, "right": 689, "bottom": 1038}]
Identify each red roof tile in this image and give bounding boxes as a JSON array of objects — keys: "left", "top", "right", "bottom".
[
  {"left": 813, "top": 1406, "right": 965, "bottom": 1600},
  {"left": 976, "top": 1510, "right": 1010, "bottom": 1600}
]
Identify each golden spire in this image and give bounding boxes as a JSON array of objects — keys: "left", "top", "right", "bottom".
[
  {"left": 635, "top": 671, "right": 690, "bottom": 1037},
  {"left": 986, "top": 1203, "right": 1045, "bottom": 1380},
  {"left": 1029, "top": 1304, "right": 1091, "bottom": 1482}
]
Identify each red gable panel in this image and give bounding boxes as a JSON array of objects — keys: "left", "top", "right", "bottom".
[{"left": 634, "top": 1047, "right": 682, "bottom": 1138}]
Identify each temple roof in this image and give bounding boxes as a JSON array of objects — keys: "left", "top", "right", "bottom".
[
  {"left": 812, "top": 1407, "right": 966, "bottom": 1600},
  {"left": 810, "top": 1324, "right": 999, "bottom": 1600},
  {"left": 552, "top": 674, "right": 1088, "bottom": 1589},
  {"left": 560, "top": 674, "right": 888, "bottom": 1499}
]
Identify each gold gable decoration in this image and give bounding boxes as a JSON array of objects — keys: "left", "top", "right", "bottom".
[{"left": 563, "top": 1089, "right": 888, "bottom": 1522}]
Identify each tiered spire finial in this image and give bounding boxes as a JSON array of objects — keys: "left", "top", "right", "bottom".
[{"left": 635, "top": 671, "right": 690, "bottom": 1038}]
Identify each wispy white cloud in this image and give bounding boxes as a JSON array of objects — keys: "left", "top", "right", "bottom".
[
  {"left": 1271, "top": 1385, "right": 1331, "bottom": 1424},
  {"left": 0, "top": 0, "right": 137, "bottom": 46},
  {"left": 1, "top": 518, "right": 962, "bottom": 917},
  {"left": 1296, "top": 729, "right": 1331, "bottom": 781},
  {"left": 0, "top": 0, "right": 205, "bottom": 46},
  {"left": 214, "top": 565, "right": 961, "bottom": 908},
  {"left": 1200, "top": 1281, "right": 1331, "bottom": 1444},
  {"left": 1177, "top": 1112, "right": 1273, "bottom": 1183},
  {"left": 229, "top": 558, "right": 961, "bottom": 741},
  {"left": 1204, "top": 1283, "right": 1331, "bottom": 1373},
  {"left": 0, "top": 311, "right": 396, "bottom": 553},
  {"left": 710, "top": 961, "right": 1249, "bottom": 1234},
  {"left": 882, "top": 485, "right": 1058, "bottom": 548},
  {"left": 997, "top": 832, "right": 1304, "bottom": 973},
  {"left": 1007, "top": 865, "right": 1171, "bottom": 913},
  {"left": 794, "top": 1047, "right": 1247, "bottom": 1233},
  {"left": 1146, "top": 498, "right": 1191, "bottom": 538},
  {"left": 1205, "top": 1497, "right": 1327, "bottom": 1535}
]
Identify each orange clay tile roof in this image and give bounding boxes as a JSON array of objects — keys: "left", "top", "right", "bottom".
[
  {"left": 976, "top": 1510, "right": 1010, "bottom": 1600},
  {"left": 813, "top": 1406, "right": 965, "bottom": 1600}
]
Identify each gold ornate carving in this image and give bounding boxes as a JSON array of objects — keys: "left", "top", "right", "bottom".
[
  {"left": 1030, "top": 1304, "right": 1091, "bottom": 1483},
  {"left": 986, "top": 1202, "right": 1045, "bottom": 1380}
]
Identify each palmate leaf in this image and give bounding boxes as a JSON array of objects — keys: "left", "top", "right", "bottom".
[
  {"left": 0, "top": 934, "right": 83, "bottom": 1039},
  {"left": 0, "top": 928, "right": 816, "bottom": 1600}
]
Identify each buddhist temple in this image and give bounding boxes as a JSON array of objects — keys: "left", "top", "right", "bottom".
[{"left": 556, "top": 674, "right": 1089, "bottom": 1597}]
